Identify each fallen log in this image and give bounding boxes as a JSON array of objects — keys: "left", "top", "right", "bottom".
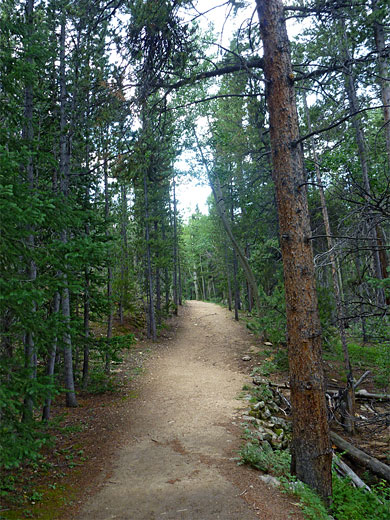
[
  {"left": 326, "top": 389, "right": 390, "bottom": 401},
  {"left": 333, "top": 455, "right": 371, "bottom": 492},
  {"left": 331, "top": 431, "right": 390, "bottom": 482},
  {"left": 353, "top": 371, "right": 371, "bottom": 390},
  {"left": 355, "top": 389, "right": 390, "bottom": 401}
]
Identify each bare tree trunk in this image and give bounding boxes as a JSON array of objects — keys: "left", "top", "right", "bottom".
[
  {"left": 256, "top": 0, "right": 332, "bottom": 502},
  {"left": 341, "top": 22, "right": 385, "bottom": 307},
  {"left": 104, "top": 155, "right": 113, "bottom": 373},
  {"left": 42, "top": 292, "right": 60, "bottom": 421},
  {"left": 193, "top": 264, "right": 199, "bottom": 300},
  {"left": 154, "top": 220, "right": 161, "bottom": 326},
  {"left": 233, "top": 252, "right": 239, "bottom": 321},
  {"left": 172, "top": 178, "right": 178, "bottom": 314},
  {"left": 119, "top": 183, "right": 129, "bottom": 325},
  {"left": 22, "top": 0, "right": 36, "bottom": 423},
  {"left": 59, "top": 14, "right": 77, "bottom": 408},
  {"left": 372, "top": 0, "right": 390, "bottom": 166},
  {"left": 144, "top": 171, "right": 156, "bottom": 341},
  {"left": 224, "top": 242, "right": 232, "bottom": 311},
  {"left": 303, "top": 91, "right": 355, "bottom": 434},
  {"left": 178, "top": 252, "right": 183, "bottom": 306}
]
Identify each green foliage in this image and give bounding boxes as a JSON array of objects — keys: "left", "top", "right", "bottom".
[
  {"left": 331, "top": 476, "right": 390, "bottom": 520},
  {"left": 86, "top": 368, "right": 122, "bottom": 395},
  {"left": 238, "top": 441, "right": 291, "bottom": 476}
]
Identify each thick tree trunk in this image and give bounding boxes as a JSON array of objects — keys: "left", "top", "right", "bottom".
[{"left": 256, "top": 0, "right": 332, "bottom": 502}]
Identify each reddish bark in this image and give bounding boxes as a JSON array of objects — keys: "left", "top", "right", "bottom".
[{"left": 256, "top": 0, "right": 332, "bottom": 502}]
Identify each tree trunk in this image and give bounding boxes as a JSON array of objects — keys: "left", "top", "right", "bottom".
[
  {"left": 42, "top": 291, "right": 60, "bottom": 421},
  {"left": 119, "top": 182, "right": 129, "bottom": 325},
  {"left": 104, "top": 155, "right": 113, "bottom": 373},
  {"left": 143, "top": 171, "right": 156, "bottom": 341},
  {"left": 341, "top": 21, "right": 385, "bottom": 307},
  {"left": 172, "top": 178, "right": 178, "bottom": 314},
  {"left": 224, "top": 242, "right": 233, "bottom": 311},
  {"left": 372, "top": 0, "right": 390, "bottom": 166},
  {"left": 256, "top": 0, "right": 332, "bottom": 502},
  {"left": 59, "top": 14, "right": 77, "bottom": 408},
  {"left": 22, "top": 0, "right": 36, "bottom": 423},
  {"left": 193, "top": 263, "right": 199, "bottom": 300},
  {"left": 233, "top": 252, "right": 239, "bottom": 321}
]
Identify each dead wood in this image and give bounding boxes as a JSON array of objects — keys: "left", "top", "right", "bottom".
[
  {"left": 331, "top": 431, "right": 390, "bottom": 482},
  {"left": 333, "top": 455, "right": 371, "bottom": 491}
]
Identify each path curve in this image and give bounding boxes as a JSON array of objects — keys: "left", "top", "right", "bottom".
[{"left": 79, "top": 301, "right": 303, "bottom": 520}]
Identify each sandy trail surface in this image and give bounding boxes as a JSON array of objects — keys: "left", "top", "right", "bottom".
[{"left": 79, "top": 301, "right": 303, "bottom": 520}]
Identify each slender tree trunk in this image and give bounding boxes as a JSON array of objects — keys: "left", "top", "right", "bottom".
[
  {"left": 82, "top": 267, "right": 90, "bottom": 389},
  {"left": 59, "top": 15, "right": 77, "bottom": 408},
  {"left": 372, "top": 0, "right": 390, "bottom": 166},
  {"left": 303, "top": 91, "right": 355, "bottom": 433},
  {"left": 178, "top": 253, "right": 183, "bottom": 306},
  {"left": 22, "top": 0, "right": 36, "bottom": 423},
  {"left": 256, "top": 0, "right": 332, "bottom": 502},
  {"left": 224, "top": 243, "right": 233, "bottom": 311},
  {"left": 233, "top": 252, "right": 239, "bottom": 321},
  {"left": 341, "top": 22, "right": 385, "bottom": 307},
  {"left": 193, "top": 264, "right": 199, "bottom": 300},
  {"left": 144, "top": 171, "right": 156, "bottom": 341},
  {"left": 196, "top": 137, "right": 261, "bottom": 315},
  {"left": 119, "top": 183, "right": 129, "bottom": 325},
  {"left": 42, "top": 292, "right": 60, "bottom": 421},
  {"left": 154, "top": 220, "right": 161, "bottom": 326},
  {"left": 104, "top": 154, "right": 113, "bottom": 373},
  {"left": 172, "top": 178, "right": 178, "bottom": 314}
]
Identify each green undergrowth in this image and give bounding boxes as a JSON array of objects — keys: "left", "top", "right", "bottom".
[{"left": 238, "top": 385, "right": 390, "bottom": 520}]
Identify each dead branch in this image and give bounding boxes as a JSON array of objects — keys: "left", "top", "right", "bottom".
[{"left": 331, "top": 431, "right": 390, "bottom": 482}]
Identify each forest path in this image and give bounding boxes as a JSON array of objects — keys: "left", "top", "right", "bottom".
[{"left": 78, "top": 301, "right": 302, "bottom": 520}]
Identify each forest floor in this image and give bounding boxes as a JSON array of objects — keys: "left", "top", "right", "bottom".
[{"left": 68, "top": 300, "right": 304, "bottom": 520}]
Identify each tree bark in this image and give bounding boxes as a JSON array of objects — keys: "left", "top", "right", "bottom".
[
  {"left": 104, "top": 154, "right": 113, "bottom": 373},
  {"left": 143, "top": 171, "right": 156, "bottom": 341},
  {"left": 341, "top": 21, "right": 385, "bottom": 307},
  {"left": 372, "top": 0, "right": 390, "bottom": 166},
  {"left": 172, "top": 178, "right": 179, "bottom": 314},
  {"left": 22, "top": 0, "right": 36, "bottom": 423},
  {"left": 42, "top": 291, "right": 60, "bottom": 421},
  {"left": 256, "top": 0, "right": 332, "bottom": 502},
  {"left": 59, "top": 14, "right": 77, "bottom": 408}
]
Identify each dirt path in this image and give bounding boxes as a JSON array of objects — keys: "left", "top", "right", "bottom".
[{"left": 78, "top": 301, "right": 303, "bottom": 520}]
